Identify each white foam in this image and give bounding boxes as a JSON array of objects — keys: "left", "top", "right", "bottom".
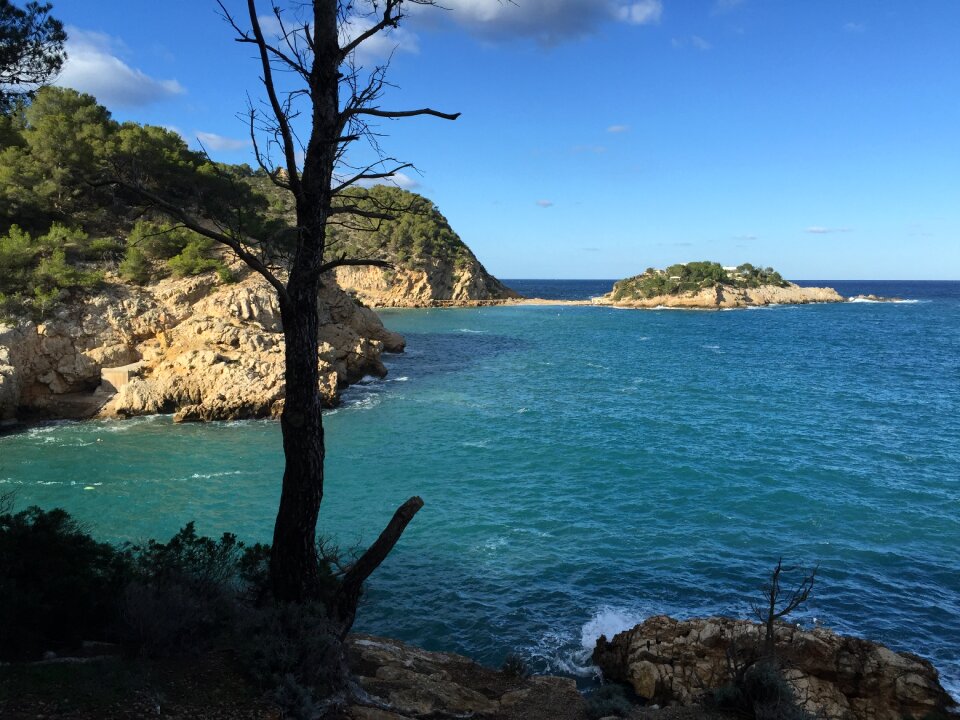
[
  {"left": 189, "top": 470, "right": 243, "bottom": 480},
  {"left": 580, "top": 607, "right": 647, "bottom": 651},
  {"left": 457, "top": 328, "right": 486, "bottom": 334},
  {"left": 389, "top": 376, "right": 410, "bottom": 382}
]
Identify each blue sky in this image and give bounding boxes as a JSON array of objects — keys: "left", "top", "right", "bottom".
[{"left": 48, "top": 0, "right": 960, "bottom": 279}]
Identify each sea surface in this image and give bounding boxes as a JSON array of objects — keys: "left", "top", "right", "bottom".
[{"left": 2, "top": 279, "right": 958, "bottom": 698}]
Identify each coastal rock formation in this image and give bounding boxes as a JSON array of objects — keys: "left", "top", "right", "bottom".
[
  {"left": 598, "top": 282, "right": 844, "bottom": 309},
  {"left": 346, "top": 635, "right": 584, "bottom": 720},
  {"left": 332, "top": 260, "right": 519, "bottom": 308},
  {"left": 324, "top": 185, "right": 519, "bottom": 307},
  {"left": 0, "top": 271, "right": 404, "bottom": 424},
  {"left": 592, "top": 615, "right": 957, "bottom": 720}
]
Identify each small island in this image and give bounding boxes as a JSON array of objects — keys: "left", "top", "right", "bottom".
[{"left": 597, "top": 261, "right": 845, "bottom": 309}]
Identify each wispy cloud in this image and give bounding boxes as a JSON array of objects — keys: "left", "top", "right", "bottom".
[
  {"left": 606, "top": 124, "right": 630, "bottom": 133},
  {"left": 691, "top": 35, "right": 712, "bottom": 50},
  {"left": 417, "top": 0, "right": 662, "bottom": 43},
  {"left": 713, "top": 0, "right": 745, "bottom": 13},
  {"left": 194, "top": 132, "right": 250, "bottom": 152},
  {"left": 673, "top": 35, "right": 712, "bottom": 50},
  {"left": 805, "top": 226, "right": 853, "bottom": 235},
  {"left": 734, "top": 234, "right": 758, "bottom": 241},
  {"left": 536, "top": 199, "right": 555, "bottom": 208},
  {"left": 572, "top": 144, "right": 607, "bottom": 154},
  {"left": 56, "top": 27, "right": 184, "bottom": 107},
  {"left": 843, "top": 22, "right": 866, "bottom": 33},
  {"left": 356, "top": 171, "right": 422, "bottom": 190}
]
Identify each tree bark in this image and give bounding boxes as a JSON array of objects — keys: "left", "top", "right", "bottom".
[{"left": 270, "top": 275, "right": 325, "bottom": 602}]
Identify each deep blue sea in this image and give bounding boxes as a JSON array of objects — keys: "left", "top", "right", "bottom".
[{"left": 2, "top": 280, "right": 958, "bottom": 698}]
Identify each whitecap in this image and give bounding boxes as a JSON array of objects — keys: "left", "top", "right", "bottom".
[
  {"left": 189, "top": 470, "right": 243, "bottom": 480},
  {"left": 389, "top": 376, "right": 410, "bottom": 382},
  {"left": 457, "top": 328, "right": 487, "bottom": 334},
  {"left": 460, "top": 439, "right": 490, "bottom": 448}
]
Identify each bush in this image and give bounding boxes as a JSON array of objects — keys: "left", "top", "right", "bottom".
[
  {"left": 166, "top": 237, "right": 222, "bottom": 277},
  {"left": 711, "top": 660, "right": 813, "bottom": 720},
  {"left": 585, "top": 683, "right": 634, "bottom": 719},
  {"left": 0, "top": 505, "right": 132, "bottom": 660},
  {"left": 117, "top": 522, "right": 266, "bottom": 656},
  {"left": 237, "top": 601, "right": 345, "bottom": 719},
  {"left": 118, "top": 244, "right": 152, "bottom": 284},
  {"left": 500, "top": 652, "right": 531, "bottom": 680}
]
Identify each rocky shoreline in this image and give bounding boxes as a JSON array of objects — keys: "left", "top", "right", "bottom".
[
  {"left": 0, "top": 270, "right": 403, "bottom": 427},
  {"left": 595, "top": 281, "right": 845, "bottom": 309}
]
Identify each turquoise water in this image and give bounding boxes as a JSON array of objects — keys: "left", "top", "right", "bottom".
[{"left": 2, "top": 282, "right": 958, "bottom": 697}]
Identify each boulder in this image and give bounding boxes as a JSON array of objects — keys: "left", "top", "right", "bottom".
[
  {"left": 346, "top": 635, "right": 585, "bottom": 720},
  {"left": 592, "top": 616, "right": 958, "bottom": 720}
]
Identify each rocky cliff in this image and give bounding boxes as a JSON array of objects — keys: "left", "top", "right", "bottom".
[
  {"left": 598, "top": 282, "right": 844, "bottom": 309},
  {"left": 325, "top": 185, "right": 519, "bottom": 307},
  {"left": 593, "top": 615, "right": 957, "bottom": 720},
  {"left": 0, "top": 270, "right": 403, "bottom": 425},
  {"left": 332, "top": 260, "right": 518, "bottom": 308}
]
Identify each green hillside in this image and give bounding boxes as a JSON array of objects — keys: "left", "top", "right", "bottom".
[{"left": 611, "top": 261, "right": 788, "bottom": 302}]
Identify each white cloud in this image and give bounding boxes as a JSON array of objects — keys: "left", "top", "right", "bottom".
[
  {"left": 194, "top": 131, "right": 250, "bottom": 152},
  {"left": 713, "top": 0, "right": 745, "bottom": 13},
  {"left": 56, "top": 27, "right": 185, "bottom": 107},
  {"left": 806, "top": 226, "right": 853, "bottom": 235},
  {"left": 536, "top": 199, "right": 554, "bottom": 208},
  {"left": 616, "top": 1, "right": 663, "bottom": 25},
  {"left": 417, "top": 0, "right": 662, "bottom": 42},
  {"left": 385, "top": 171, "right": 421, "bottom": 190},
  {"left": 607, "top": 124, "right": 630, "bottom": 133},
  {"left": 843, "top": 22, "right": 866, "bottom": 33},
  {"left": 691, "top": 35, "right": 712, "bottom": 51}
]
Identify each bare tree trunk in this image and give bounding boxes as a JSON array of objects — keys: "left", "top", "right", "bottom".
[{"left": 271, "top": 274, "right": 325, "bottom": 602}]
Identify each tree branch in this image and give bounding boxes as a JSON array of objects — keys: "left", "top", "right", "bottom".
[
  {"left": 348, "top": 107, "right": 461, "bottom": 121},
  {"left": 95, "top": 178, "right": 289, "bottom": 303},
  {"left": 333, "top": 496, "right": 424, "bottom": 635},
  {"left": 242, "top": 0, "right": 302, "bottom": 196}
]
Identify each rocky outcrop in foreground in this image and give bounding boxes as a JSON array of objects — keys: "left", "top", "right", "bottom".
[
  {"left": 0, "top": 271, "right": 403, "bottom": 425},
  {"left": 345, "top": 635, "right": 584, "bottom": 720},
  {"left": 597, "top": 282, "right": 844, "bottom": 309},
  {"left": 593, "top": 616, "right": 957, "bottom": 720}
]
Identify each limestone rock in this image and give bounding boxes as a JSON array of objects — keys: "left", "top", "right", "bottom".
[
  {"left": 332, "top": 258, "right": 519, "bottom": 308},
  {"left": 346, "top": 635, "right": 584, "bottom": 720},
  {"left": 599, "top": 282, "right": 845, "bottom": 309},
  {"left": 0, "top": 269, "right": 405, "bottom": 423},
  {"left": 592, "top": 615, "right": 958, "bottom": 720}
]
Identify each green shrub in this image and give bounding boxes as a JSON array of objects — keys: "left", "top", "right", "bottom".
[
  {"left": 585, "top": 683, "right": 634, "bottom": 719},
  {"left": 166, "top": 238, "right": 222, "bottom": 277},
  {"left": 0, "top": 505, "right": 132, "bottom": 660},
  {"left": 119, "top": 244, "right": 152, "bottom": 284},
  {"left": 117, "top": 522, "right": 264, "bottom": 656},
  {"left": 127, "top": 220, "right": 193, "bottom": 260},
  {"left": 237, "top": 601, "right": 345, "bottom": 719},
  {"left": 711, "top": 660, "right": 813, "bottom": 720}
]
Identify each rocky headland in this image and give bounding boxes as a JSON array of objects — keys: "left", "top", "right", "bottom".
[
  {"left": 0, "top": 269, "right": 403, "bottom": 426},
  {"left": 593, "top": 616, "right": 957, "bottom": 720},
  {"left": 325, "top": 186, "right": 519, "bottom": 307}
]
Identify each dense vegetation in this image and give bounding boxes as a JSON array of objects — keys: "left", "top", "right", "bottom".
[
  {"left": 254, "top": 176, "right": 478, "bottom": 271},
  {"left": 0, "top": 87, "right": 287, "bottom": 319},
  {"left": 0, "top": 87, "right": 479, "bottom": 320},
  {"left": 610, "top": 261, "right": 789, "bottom": 301},
  {"left": 0, "top": 496, "right": 350, "bottom": 715}
]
